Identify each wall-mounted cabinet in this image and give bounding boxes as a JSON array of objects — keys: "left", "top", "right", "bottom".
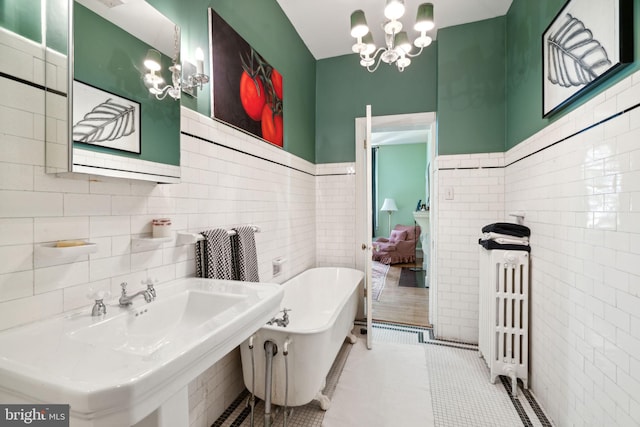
[{"left": 44, "top": 0, "right": 181, "bottom": 183}]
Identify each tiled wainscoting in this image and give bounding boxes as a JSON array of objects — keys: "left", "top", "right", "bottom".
[
  {"left": 435, "top": 69, "right": 640, "bottom": 425},
  {"left": 433, "top": 153, "right": 505, "bottom": 343},
  {"left": 504, "top": 74, "right": 640, "bottom": 426},
  {"left": 316, "top": 163, "right": 356, "bottom": 267}
]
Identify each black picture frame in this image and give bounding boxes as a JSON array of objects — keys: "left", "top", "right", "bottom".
[{"left": 542, "top": 0, "right": 634, "bottom": 117}]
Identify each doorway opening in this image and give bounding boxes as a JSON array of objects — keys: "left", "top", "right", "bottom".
[{"left": 355, "top": 111, "right": 436, "bottom": 329}]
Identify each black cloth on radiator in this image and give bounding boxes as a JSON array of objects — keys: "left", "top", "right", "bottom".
[
  {"left": 478, "top": 238, "right": 531, "bottom": 252},
  {"left": 481, "top": 222, "right": 530, "bottom": 238}
]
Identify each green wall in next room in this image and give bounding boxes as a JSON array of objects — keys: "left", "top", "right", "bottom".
[
  {"left": 376, "top": 143, "right": 427, "bottom": 238},
  {"left": 315, "top": 45, "right": 438, "bottom": 164},
  {"left": 437, "top": 16, "right": 506, "bottom": 156}
]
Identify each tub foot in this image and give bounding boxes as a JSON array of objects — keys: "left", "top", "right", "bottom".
[
  {"left": 347, "top": 332, "right": 357, "bottom": 344},
  {"left": 316, "top": 392, "right": 331, "bottom": 411}
]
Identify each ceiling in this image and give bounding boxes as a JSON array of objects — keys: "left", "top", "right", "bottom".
[{"left": 276, "top": 0, "right": 513, "bottom": 60}]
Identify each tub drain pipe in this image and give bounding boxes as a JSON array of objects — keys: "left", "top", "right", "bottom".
[
  {"left": 248, "top": 335, "right": 256, "bottom": 427},
  {"left": 264, "top": 340, "right": 277, "bottom": 427},
  {"left": 283, "top": 338, "right": 291, "bottom": 427}
]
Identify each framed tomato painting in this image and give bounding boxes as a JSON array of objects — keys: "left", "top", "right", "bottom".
[{"left": 208, "top": 9, "right": 284, "bottom": 147}]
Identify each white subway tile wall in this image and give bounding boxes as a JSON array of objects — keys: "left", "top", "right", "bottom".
[
  {"left": 436, "top": 69, "right": 640, "bottom": 425},
  {"left": 316, "top": 163, "right": 357, "bottom": 268},
  {"left": 502, "top": 69, "right": 640, "bottom": 426},
  {"left": 434, "top": 153, "right": 505, "bottom": 343}
]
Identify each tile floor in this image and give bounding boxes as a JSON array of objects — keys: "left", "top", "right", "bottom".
[{"left": 212, "top": 322, "right": 553, "bottom": 427}]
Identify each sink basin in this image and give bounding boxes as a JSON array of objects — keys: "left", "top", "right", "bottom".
[
  {"left": 68, "top": 291, "right": 246, "bottom": 356},
  {"left": 0, "top": 278, "right": 283, "bottom": 427}
]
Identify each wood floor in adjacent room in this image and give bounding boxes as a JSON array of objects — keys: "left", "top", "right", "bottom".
[{"left": 372, "top": 260, "right": 430, "bottom": 327}]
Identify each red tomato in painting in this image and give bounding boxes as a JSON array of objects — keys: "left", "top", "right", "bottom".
[
  {"left": 271, "top": 69, "right": 283, "bottom": 101},
  {"left": 261, "top": 105, "right": 283, "bottom": 147},
  {"left": 240, "top": 71, "right": 265, "bottom": 121}
]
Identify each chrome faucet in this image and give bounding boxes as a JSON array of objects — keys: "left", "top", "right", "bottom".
[
  {"left": 142, "top": 278, "right": 157, "bottom": 299},
  {"left": 91, "top": 299, "right": 106, "bottom": 316},
  {"left": 118, "top": 282, "right": 155, "bottom": 306},
  {"left": 267, "top": 308, "right": 291, "bottom": 327}
]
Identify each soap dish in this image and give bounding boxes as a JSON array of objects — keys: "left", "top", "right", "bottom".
[{"left": 36, "top": 242, "right": 98, "bottom": 259}]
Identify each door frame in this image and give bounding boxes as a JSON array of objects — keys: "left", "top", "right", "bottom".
[{"left": 355, "top": 111, "right": 438, "bottom": 328}]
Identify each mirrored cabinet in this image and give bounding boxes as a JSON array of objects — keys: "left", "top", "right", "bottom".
[{"left": 44, "top": 0, "right": 181, "bottom": 183}]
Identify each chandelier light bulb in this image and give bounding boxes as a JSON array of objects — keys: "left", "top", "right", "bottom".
[
  {"left": 384, "top": 0, "right": 405, "bottom": 21},
  {"left": 144, "top": 49, "right": 162, "bottom": 72}
]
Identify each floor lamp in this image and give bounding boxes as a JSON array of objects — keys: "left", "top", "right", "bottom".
[{"left": 380, "top": 198, "right": 398, "bottom": 236}]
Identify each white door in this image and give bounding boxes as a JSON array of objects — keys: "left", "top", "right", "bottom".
[
  {"left": 355, "top": 106, "right": 374, "bottom": 349},
  {"left": 364, "top": 105, "right": 373, "bottom": 349}
]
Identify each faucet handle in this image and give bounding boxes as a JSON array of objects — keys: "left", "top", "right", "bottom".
[
  {"left": 120, "top": 282, "right": 128, "bottom": 294},
  {"left": 147, "top": 284, "right": 156, "bottom": 299},
  {"left": 91, "top": 299, "right": 106, "bottom": 316}
]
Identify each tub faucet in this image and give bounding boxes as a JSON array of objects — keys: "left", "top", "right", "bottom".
[
  {"left": 267, "top": 308, "right": 291, "bottom": 327},
  {"left": 118, "top": 282, "right": 154, "bottom": 306}
]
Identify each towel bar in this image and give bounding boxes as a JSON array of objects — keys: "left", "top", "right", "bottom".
[{"left": 177, "top": 226, "right": 261, "bottom": 245}]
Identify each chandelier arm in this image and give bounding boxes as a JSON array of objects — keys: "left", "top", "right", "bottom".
[
  {"left": 366, "top": 53, "right": 386, "bottom": 73},
  {"left": 361, "top": 46, "right": 388, "bottom": 63},
  {"left": 405, "top": 46, "right": 425, "bottom": 58},
  {"left": 153, "top": 84, "right": 174, "bottom": 100}
]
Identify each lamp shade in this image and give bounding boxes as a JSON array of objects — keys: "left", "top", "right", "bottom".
[
  {"left": 394, "top": 31, "right": 411, "bottom": 54},
  {"left": 362, "top": 32, "right": 376, "bottom": 55},
  {"left": 144, "top": 49, "right": 162, "bottom": 72},
  {"left": 380, "top": 198, "right": 398, "bottom": 212},
  {"left": 414, "top": 3, "right": 434, "bottom": 32},
  {"left": 350, "top": 10, "right": 369, "bottom": 38}
]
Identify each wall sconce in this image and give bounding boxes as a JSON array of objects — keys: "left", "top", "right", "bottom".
[{"left": 142, "top": 26, "right": 210, "bottom": 100}]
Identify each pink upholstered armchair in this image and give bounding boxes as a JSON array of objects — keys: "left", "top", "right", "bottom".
[{"left": 372, "top": 225, "right": 421, "bottom": 265}]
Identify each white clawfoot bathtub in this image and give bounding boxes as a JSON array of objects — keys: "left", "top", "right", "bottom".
[{"left": 240, "top": 267, "right": 364, "bottom": 410}]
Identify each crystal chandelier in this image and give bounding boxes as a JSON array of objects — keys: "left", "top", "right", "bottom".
[{"left": 350, "top": 1, "right": 435, "bottom": 72}]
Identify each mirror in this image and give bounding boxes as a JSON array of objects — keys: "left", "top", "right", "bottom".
[{"left": 45, "top": 0, "right": 181, "bottom": 183}]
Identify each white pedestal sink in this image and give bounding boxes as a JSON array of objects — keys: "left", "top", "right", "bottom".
[
  {"left": 0, "top": 278, "right": 283, "bottom": 427},
  {"left": 413, "top": 211, "right": 430, "bottom": 284}
]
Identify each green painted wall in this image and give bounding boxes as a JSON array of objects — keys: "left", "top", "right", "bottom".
[
  {"left": 74, "top": 4, "right": 180, "bottom": 165},
  {"left": 437, "top": 16, "right": 506, "bottom": 155},
  {"left": 148, "top": 0, "right": 316, "bottom": 162},
  {"left": 46, "top": 0, "right": 67, "bottom": 54},
  {"left": 315, "top": 45, "right": 438, "bottom": 164},
  {"left": 0, "top": 0, "right": 41, "bottom": 44},
  {"left": 0, "top": 0, "right": 66, "bottom": 54},
  {"left": 505, "top": 0, "right": 640, "bottom": 149},
  {"left": 8, "top": 1, "right": 639, "bottom": 163},
  {"left": 376, "top": 143, "right": 427, "bottom": 238}
]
